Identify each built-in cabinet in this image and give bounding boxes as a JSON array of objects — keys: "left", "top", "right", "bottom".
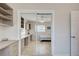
[
  {"left": 21, "top": 16, "right": 32, "bottom": 55},
  {"left": 28, "top": 24, "right": 31, "bottom": 30},
  {"left": 21, "top": 17, "right": 24, "bottom": 28},
  {"left": 21, "top": 34, "right": 32, "bottom": 55},
  {"left": 26, "top": 23, "right": 31, "bottom": 30},
  {"left": 0, "top": 3, "right": 13, "bottom": 26}
]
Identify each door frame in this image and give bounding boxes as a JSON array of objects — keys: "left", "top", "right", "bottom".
[
  {"left": 70, "top": 11, "right": 79, "bottom": 56},
  {"left": 17, "top": 10, "right": 55, "bottom": 56}
]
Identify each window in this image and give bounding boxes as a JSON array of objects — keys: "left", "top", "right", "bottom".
[{"left": 36, "top": 25, "right": 45, "bottom": 32}]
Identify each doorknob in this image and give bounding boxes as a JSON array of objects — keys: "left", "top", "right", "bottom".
[{"left": 71, "top": 36, "right": 76, "bottom": 38}]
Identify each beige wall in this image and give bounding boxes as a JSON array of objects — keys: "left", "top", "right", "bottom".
[{"left": 8, "top": 3, "right": 79, "bottom": 55}]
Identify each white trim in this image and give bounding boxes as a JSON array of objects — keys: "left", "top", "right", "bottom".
[
  {"left": 17, "top": 11, "right": 21, "bottom": 56},
  {"left": 17, "top": 10, "right": 55, "bottom": 56},
  {"left": 52, "top": 12, "right": 55, "bottom": 55}
]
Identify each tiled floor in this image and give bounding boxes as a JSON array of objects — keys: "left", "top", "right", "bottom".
[{"left": 21, "top": 40, "right": 52, "bottom": 56}]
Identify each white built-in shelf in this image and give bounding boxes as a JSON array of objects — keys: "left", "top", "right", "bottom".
[
  {"left": 0, "top": 14, "right": 11, "bottom": 21},
  {"left": 0, "top": 7, "right": 12, "bottom": 15},
  {"left": 0, "top": 3, "right": 13, "bottom": 26},
  {"left": 0, "top": 23, "right": 10, "bottom": 26}
]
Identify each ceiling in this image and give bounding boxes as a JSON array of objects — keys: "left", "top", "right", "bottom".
[
  {"left": 21, "top": 13, "right": 52, "bottom": 23},
  {"left": 7, "top": 3, "right": 79, "bottom": 10}
]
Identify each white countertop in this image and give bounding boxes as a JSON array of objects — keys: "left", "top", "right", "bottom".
[
  {"left": 0, "top": 40, "right": 18, "bottom": 50},
  {"left": 21, "top": 33, "right": 32, "bottom": 39}
]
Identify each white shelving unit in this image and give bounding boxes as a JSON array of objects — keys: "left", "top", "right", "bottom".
[
  {"left": 0, "top": 3, "right": 13, "bottom": 26},
  {"left": 0, "top": 14, "right": 12, "bottom": 21},
  {"left": 0, "top": 7, "right": 11, "bottom": 15}
]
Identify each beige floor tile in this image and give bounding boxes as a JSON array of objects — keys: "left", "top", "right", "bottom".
[{"left": 21, "top": 40, "right": 51, "bottom": 56}]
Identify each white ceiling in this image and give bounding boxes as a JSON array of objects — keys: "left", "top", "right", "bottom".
[
  {"left": 21, "top": 13, "right": 36, "bottom": 21},
  {"left": 7, "top": 3, "right": 79, "bottom": 10},
  {"left": 21, "top": 13, "right": 52, "bottom": 22}
]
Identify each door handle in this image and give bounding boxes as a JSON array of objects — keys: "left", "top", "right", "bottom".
[{"left": 71, "top": 36, "right": 76, "bottom": 38}]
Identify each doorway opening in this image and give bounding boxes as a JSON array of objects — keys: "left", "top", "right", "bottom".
[{"left": 19, "top": 11, "right": 55, "bottom": 56}]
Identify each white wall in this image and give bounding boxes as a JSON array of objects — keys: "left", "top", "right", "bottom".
[
  {"left": 0, "top": 26, "right": 4, "bottom": 41},
  {"left": 8, "top": 3, "right": 79, "bottom": 56}
]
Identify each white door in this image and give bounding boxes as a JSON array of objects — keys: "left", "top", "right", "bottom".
[{"left": 71, "top": 11, "right": 79, "bottom": 56}]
